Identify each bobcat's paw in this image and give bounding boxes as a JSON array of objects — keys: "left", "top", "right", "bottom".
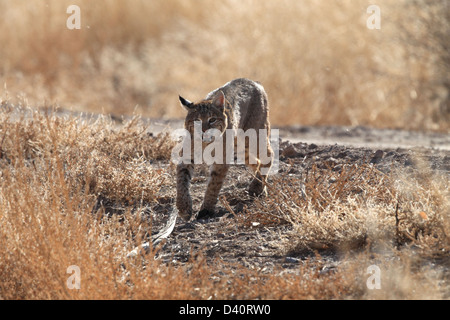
[
  {"left": 248, "top": 179, "right": 267, "bottom": 197},
  {"left": 177, "top": 207, "right": 193, "bottom": 221},
  {"left": 197, "top": 208, "right": 215, "bottom": 220}
]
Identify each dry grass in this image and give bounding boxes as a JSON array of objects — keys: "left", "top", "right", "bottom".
[
  {"left": 239, "top": 163, "right": 449, "bottom": 299},
  {"left": 0, "top": 103, "right": 174, "bottom": 299},
  {"left": 0, "top": 105, "right": 448, "bottom": 300},
  {"left": 0, "top": 0, "right": 449, "bottom": 131},
  {"left": 244, "top": 163, "right": 448, "bottom": 256}
]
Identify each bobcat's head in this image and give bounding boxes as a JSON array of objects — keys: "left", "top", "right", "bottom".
[{"left": 179, "top": 91, "right": 229, "bottom": 143}]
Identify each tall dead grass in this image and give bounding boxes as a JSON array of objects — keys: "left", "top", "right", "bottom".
[{"left": 0, "top": 0, "right": 448, "bottom": 130}]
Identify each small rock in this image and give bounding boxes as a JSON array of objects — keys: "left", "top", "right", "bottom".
[
  {"left": 370, "top": 150, "right": 384, "bottom": 164},
  {"left": 285, "top": 257, "right": 300, "bottom": 263},
  {"left": 336, "top": 152, "right": 347, "bottom": 159},
  {"left": 404, "top": 157, "right": 414, "bottom": 166},
  {"left": 281, "top": 144, "right": 302, "bottom": 158}
]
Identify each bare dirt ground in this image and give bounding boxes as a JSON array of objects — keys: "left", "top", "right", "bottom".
[{"left": 113, "top": 119, "right": 449, "bottom": 276}]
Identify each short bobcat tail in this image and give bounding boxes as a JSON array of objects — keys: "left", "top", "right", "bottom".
[{"left": 126, "top": 207, "right": 178, "bottom": 258}]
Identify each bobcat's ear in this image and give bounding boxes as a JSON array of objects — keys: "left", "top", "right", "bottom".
[
  {"left": 212, "top": 91, "right": 225, "bottom": 110},
  {"left": 179, "top": 96, "right": 194, "bottom": 111}
]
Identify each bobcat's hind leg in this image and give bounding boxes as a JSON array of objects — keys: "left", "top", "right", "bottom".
[
  {"left": 248, "top": 160, "right": 266, "bottom": 197},
  {"left": 248, "top": 144, "right": 273, "bottom": 197}
]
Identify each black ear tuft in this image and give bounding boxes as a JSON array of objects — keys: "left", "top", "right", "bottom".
[{"left": 179, "top": 96, "right": 194, "bottom": 110}]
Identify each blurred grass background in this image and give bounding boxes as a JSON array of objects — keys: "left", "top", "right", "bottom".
[{"left": 0, "top": 0, "right": 448, "bottom": 131}]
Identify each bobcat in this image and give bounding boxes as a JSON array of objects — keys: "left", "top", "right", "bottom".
[{"left": 176, "top": 78, "right": 273, "bottom": 221}]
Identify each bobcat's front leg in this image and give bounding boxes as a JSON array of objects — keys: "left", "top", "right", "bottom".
[
  {"left": 198, "top": 164, "right": 229, "bottom": 219},
  {"left": 176, "top": 162, "right": 194, "bottom": 221}
]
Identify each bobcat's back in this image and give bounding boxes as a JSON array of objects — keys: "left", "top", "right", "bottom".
[{"left": 205, "top": 78, "right": 270, "bottom": 132}]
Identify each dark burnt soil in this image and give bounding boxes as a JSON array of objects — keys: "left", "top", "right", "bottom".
[{"left": 118, "top": 126, "right": 449, "bottom": 273}]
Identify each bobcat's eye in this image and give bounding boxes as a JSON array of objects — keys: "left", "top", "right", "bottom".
[{"left": 208, "top": 117, "right": 217, "bottom": 124}]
